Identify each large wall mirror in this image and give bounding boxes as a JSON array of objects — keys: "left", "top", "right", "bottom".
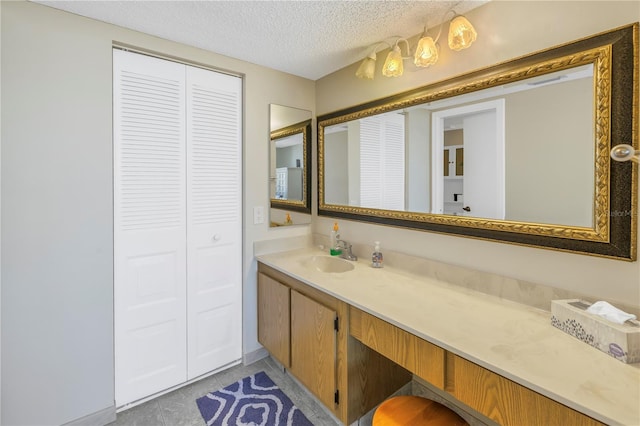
[
  {"left": 270, "top": 104, "right": 312, "bottom": 227},
  {"left": 318, "top": 24, "right": 637, "bottom": 259}
]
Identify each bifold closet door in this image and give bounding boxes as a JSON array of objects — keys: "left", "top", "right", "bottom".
[
  {"left": 114, "top": 49, "right": 242, "bottom": 406},
  {"left": 113, "top": 50, "right": 188, "bottom": 406},
  {"left": 186, "top": 66, "right": 242, "bottom": 379}
]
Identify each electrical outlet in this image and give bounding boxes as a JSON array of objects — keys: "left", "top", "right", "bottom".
[{"left": 253, "top": 206, "right": 264, "bottom": 224}]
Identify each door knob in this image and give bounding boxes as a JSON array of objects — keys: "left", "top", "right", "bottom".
[{"left": 462, "top": 206, "right": 471, "bottom": 212}]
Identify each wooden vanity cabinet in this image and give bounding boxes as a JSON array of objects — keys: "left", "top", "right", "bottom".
[
  {"left": 258, "top": 267, "right": 340, "bottom": 413},
  {"left": 259, "top": 265, "right": 608, "bottom": 425},
  {"left": 290, "top": 289, "right": 337, "bottom": 410},
  {"left": 350, "top": 307, "right": 445, "bottom": 389},
  {"left": 257, "top": 263, "right": 411, "bottom": 425},
  {"left": 349, "top": 306, "right": 604, "bottom": 425},
  {"left": 257, "top": 273, "right": 290, "bottom": 367},
  {"left": 446, "top": 354, "right": 604, "bottom": 426}
]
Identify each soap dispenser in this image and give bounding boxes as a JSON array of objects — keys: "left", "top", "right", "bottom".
[
  {"left": 329, "top": 222, "right": 342, "bottom": 256},
  {"left": 372, "top": 241, "right": 383, "bottom": 268}
]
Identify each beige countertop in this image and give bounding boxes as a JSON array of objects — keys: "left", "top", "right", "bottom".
[{"left": 257, "top": 247, "right": 640, "bottom": 426}]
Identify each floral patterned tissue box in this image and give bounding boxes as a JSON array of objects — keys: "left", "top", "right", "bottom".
[{"left": 551, "top": 299, "right": 640, "bottom": 364}]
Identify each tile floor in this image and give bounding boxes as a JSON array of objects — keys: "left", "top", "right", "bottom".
[{"left": 107, "top": 357, "right": 341, "bottom": 426}]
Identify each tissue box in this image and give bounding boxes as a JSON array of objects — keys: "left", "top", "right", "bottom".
[{"left": 551, "top": 299, "right": 640, "bottom": 364}]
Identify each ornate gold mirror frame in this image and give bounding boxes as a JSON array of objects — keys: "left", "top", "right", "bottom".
[
  {"left": 318, "top": 24, "right": 637, "bottom": 260},
  {"left": 270, "top": 119, "right": 312, "bottom": 214}
]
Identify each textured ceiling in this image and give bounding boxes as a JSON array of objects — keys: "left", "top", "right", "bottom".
[{"left": 33, "top": 0, "right": 486, "bottom": 80}]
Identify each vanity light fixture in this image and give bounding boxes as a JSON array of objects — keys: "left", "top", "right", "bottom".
[
  {"left": 355, "top": 8, "right": 478, "bottom": 79},
  {"left": 355, "top": 50, "right": 377, "bottom": 79},
  {"left": 414, "top": 26, "right": 439, "bottom": 68},
  {"left": 355, "top": 41, "right": 392, "bottom": 79},
  {"left": 448, "top": 14, "right": 477, "bottom": 51},
  {"left": 611, "top": 144, "right": 640, "bottom": 163},
  {"left": 382, "top": 39, "right": 410, "bottom": 77}
]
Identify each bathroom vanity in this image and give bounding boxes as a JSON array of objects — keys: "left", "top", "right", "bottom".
[
  {"left": 257, "top": 247, "right": 639, "bottom": 425},
  {"left": 258, "top": 262, "right": 411, "bottom": 423}
]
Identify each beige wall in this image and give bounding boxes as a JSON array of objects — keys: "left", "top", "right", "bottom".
[
  {"left": 444, "top": 129, "right": 463, "bottom": 147},
  {"left": 505, "top": 77, "right": 594, "bottom": 226},
  {"left": 324, "top": 130, "right": 349, "bottom": 205},
  {"left": 406, "top": 109, "right": 431, "bottom": 212},
  {"left": 315, "top": 1, "right": 640, "bottom": 308},
  {"left": 1, "top": 1, "right": 314, "bottom": 424}
]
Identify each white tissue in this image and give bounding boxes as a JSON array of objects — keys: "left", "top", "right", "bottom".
[{"left": 586, "top": 301, "right": 637, "bottom": 324}]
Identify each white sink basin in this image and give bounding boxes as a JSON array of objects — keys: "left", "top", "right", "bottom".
[{"left": 303, "top": 255, "right": 355, "bottom": 273}]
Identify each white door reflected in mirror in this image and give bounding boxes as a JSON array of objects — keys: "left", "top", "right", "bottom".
[{"left": 432, "top": 99, "right": 505, "bottom": 220}]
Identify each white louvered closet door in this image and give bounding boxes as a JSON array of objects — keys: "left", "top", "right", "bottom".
[
  {"left": 359, "top": 113, "right": 405, "bottom": 210},
  {"left": 114, "top": 50, "right": 243, "bottom": 406},
  {"left": 186, "top": 66, "right": 242, "bottom": 380},
  {"left": 113, "top": 50, "right": 188, "bottom": 406},
  {"left": 359, "top": 117, "right": 382, "bottom": 209}
]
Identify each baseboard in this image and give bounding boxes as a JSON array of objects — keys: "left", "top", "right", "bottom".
[
  {"left": 117, "top": 359, "right": 242, "bottom": 413},
  {"left": 63, "top": 405, "right": 116, "bottom": 426},
  {"left": 243, "top": 347, "right": 269, "bottom": 365}
]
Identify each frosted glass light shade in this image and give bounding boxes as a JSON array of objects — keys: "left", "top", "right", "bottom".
[
  {"left": 355, "top": 55, "right": 376, "bottom": 79},
  {"left": 382, "top": 46, "right": 403, "bottom": 77},
  {"left": 448, "top": 15, "right": 477, "bottom": 51},
  {"left": 414, "top": 36, "right": 439, "bottom": 68}
]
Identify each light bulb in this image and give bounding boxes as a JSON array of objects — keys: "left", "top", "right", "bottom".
[
  {"left": 382, "top": 45, "right": 403, "bottom": 77},
  {"left": 414, "top": 36, "right": 439, "bottom": 68},
  {"left": 448, "top": 15, "right": 477, "bottom": 51}
]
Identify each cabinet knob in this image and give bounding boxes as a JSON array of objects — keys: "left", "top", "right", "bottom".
[{"left": 212, "top": 234, "right": 221, "bottom": 242}]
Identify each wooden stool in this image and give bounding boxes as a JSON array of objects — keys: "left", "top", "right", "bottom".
[{"left": 372, "top": 396, "right": 469, "bottom": 426}]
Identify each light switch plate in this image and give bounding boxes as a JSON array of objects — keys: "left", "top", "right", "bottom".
[{"left": 253, "top": 206, "right": 264, "bottom": 224}]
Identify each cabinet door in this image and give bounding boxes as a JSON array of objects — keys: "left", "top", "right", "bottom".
[
  {"left": 443, "top": 148, "right": 451, "bottom": 177},
  {"left": 454, "top": 147, "right": 464, "bottom": 176},
  {"left": 290, "top": 290, "right": 337, "bottom": 410},
  {"left": 257, "top": 273, "right": 291, "bottom": 367},
  {"left": 444, "top": 146, "right": 464, "bottom": 177}
]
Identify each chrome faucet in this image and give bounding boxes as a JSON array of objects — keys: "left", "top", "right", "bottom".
[{"left": 336, "top": 239, "right": 358, "bottom": 261}]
